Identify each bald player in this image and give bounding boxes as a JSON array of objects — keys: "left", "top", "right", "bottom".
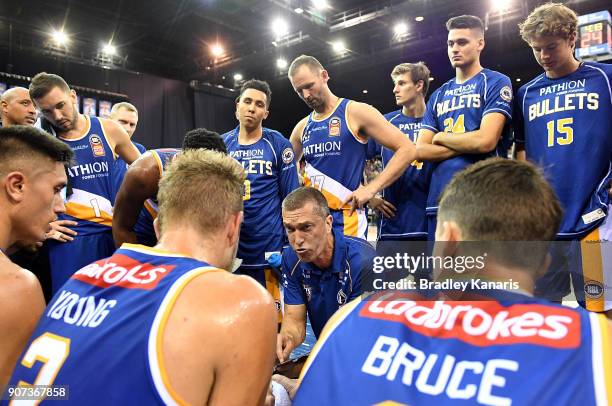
[
  {"left": 29, "top": 72, "right": 141, "bottom": 294},
  {"left": 0, "top": 125, "right": 73, "bottom": 391},
  {"left": 0, "top": 87, "right": 37, "bottom": 127},
  {"left": 288, "top": 55, "right": 416, "bottom": 239},
  {"left": 113, "top": 128, "right": 227, "bottom": 247},
  {"left": 294, "top": 158, "right": 612, "bottom": 405},
  {"left": 6, "top": 149, "right": 277, "bottom": 405}
]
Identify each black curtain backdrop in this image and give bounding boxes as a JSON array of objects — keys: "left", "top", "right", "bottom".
[
  {"left": 193, "top": 82, "right": 238, "bottom": 136},
  {"left": 1, "top": 49, "right": 237, "bottom": 148}
]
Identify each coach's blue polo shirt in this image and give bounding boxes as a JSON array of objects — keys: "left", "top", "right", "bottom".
[{"left": 281, "top": 228, "right": 376, "bottom": 337}]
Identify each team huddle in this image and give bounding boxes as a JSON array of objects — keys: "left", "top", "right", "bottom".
[{"left": 0, "top": 2, "right": 610, "bottom": 405}]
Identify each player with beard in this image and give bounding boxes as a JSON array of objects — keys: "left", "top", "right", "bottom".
[
  {"left": 288, "top": 55, "right": 416, "bottom": 239},
  {"left": 29, "top": 72, "right": 141, "bottom": 294}
]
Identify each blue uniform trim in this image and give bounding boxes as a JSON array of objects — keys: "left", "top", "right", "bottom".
[
  {"left": 294, "top": 290, "right": 605, "bottom": 406},
  {"left": 223, "top": 127, "right": 299, "bottom": 268},
  {"left": 369, "top": 110, "right": 431, "bottom": 240},
  {"left": 49, "top": 116, "right": 119, "bottom": 292},
  {"left": 421, "top": 69, "right": 513, "bottom": 217},
  {"left": 515, "top": 62, "right": 612, "bottom": 238},
  {"left": 6, "top": 245, "right": 221, "bottom": 405},
  {"left": 281, "top": 228, "right": 375, "bottom": 337}
]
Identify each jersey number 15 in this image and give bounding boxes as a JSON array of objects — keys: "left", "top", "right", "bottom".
[{"left": 547, "top": 118, "right": 573, "bottom": 147}]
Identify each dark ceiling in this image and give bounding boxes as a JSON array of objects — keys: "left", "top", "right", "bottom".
[{"left": 1, "top": 0, "right": 610, "bottom": 124}]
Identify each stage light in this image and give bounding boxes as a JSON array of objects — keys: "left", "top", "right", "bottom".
[
  {"left": 211, "top": 44, "right": 224, "bottom": 57},
  {"left": 362, "top": 89, "right": 368, "bottom": 94},
  {"left": 394, "top": 22, "right": 408, "bottom": 36},
  {"left": 332, "top": 40, "right": 345, "bottom": 53},
  {"left": 277, "top": 58, "right": 288, "bottom": 69},
  {"left": 233, "top": 73, "right": 243, "bottom": 81},
  {"left": 294, "top": 7, "right": 304, "bottom": 14},
  {"left": 102, "top": 43, "right": 116, "bottom": 55},
  {"left": 312, "top": 0, "right": 328, "bottom": 10},
  {"left": 272, "top": 18, "right": 289, "bottom": 38},
  {"left": 516, "top": 78, "right": 521, "bottom": 82},
  {"left": 415, "top": 16, "right": 424, "bottom": 22},
  {"left": 491, "top": 0, "right": 512, "bottom": 12},
  {"left": 51, "top": 29, "right": 68, "bottom": 46}
]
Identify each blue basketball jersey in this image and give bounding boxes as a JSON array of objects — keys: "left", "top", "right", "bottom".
[
  {"left": 281, "top": 228, "right": 375, "bottom": 337},
  {"left": 295, "top": 291, "right": 612, "bottom": 406},
  {"left": 301, "top": 98, "right": 368, "bottom": 210},
  {"left": 132, "top": 149, "right": 181, "bottom": 246},
  {"left": 514, "top": 62, "right": 612, "bottom": 239},
  {"left": 60, "top": 116, "right": 119, "bottom": 236},
  {"left": 421, "top": 69, "right": 513, "bottom": 213},
  {"left": 368, "top": 111, "right": 433, "bottom": 239},
  {"left": 223, "top": 127, "right": 299, "bottom": 268},
  {"left": 5, "top": 244, "right": 221, "bottom": 405}
]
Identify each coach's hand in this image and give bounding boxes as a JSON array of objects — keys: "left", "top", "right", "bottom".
[
  {"left": 276, "top": 333, "right": 297, "bottom": 363},
  {"left": 45, "top": 219, "right": 78, "bottom": 243},
  {"left": 368, "top": 196, "right": 397, "bottom": 218},
  {"left": 344, "top": 184, "right": 376, "bottom": 215}
]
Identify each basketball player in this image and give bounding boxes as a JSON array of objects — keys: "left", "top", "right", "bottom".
[
  {"left": 223, "top": 79, "right": 299, "bottom": 317},
  {"left": 288, "top": 55, "right": 416, "bottom": 239},
  {"left": 368, "top": 62, "right": 433, "bottom": 241},
  {"left": 516, "top": 3, "right": 612, "bottom": 314},
  {"left": 278, "top": 187, "right": 375, "bottom": 361},
  {"left": 0, "top": 87, "right": 37, "bottom": 127},
  {"left": 293, "top": 158, "right": 612, "bottom": 405},
  {"left": 29, "top": 72, "right": 141, "bottom": 294},
  {"left": 0, "top": 88, "right": 72, "bottom": 241},
  {"left": 113, "top": 128, "right": 227, "bottom": 247},
  {"left": 110, "top": 102, "right": 141, "bottom": 140},
  {"left": 5, "top": 150, "right": 276, "bottom": 405},
  {"left": 0, "top": 87, "right": 70, "bottom": 301},
  {"left": 109, "top": 102, "right": 147, "bottom": 197},
  {"left": 0, "top": 126, "right": 72, "bottom": 391},
  {"left": 416, "top": 15, "right": 513, "bottom": 241}
]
